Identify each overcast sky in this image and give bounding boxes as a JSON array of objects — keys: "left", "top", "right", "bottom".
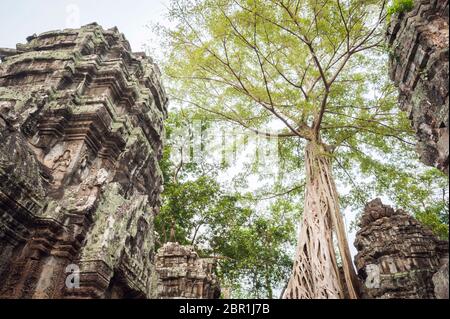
[{"left": 0, "top": 0, "right": 169, "bottom": 51}]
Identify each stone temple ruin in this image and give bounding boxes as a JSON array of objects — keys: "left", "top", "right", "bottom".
[
  {"left": 352, "top": 0, "right": 449, "bottom": 299},
  {"left": 0, "top": 23, "right": 218, "bottom": 299},
  {"left": 0, "top": 0, "right": 449, "bottom": 301},
  {"left": 155, "top": 242, "right": 221, "bottom": 299},
  {"left": 351, "top": 0, "right": 449, "bottom": 299},
  {"left": 0, "top": 23, "right": 166, "bottom": 298},
  {"left": 387, "top": 0, "right": 449, "bottom": 175}
]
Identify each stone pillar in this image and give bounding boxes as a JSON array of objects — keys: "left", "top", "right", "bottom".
[
  {"left": 386, "top": 0, "right": 449, "bottom": 174},
  {"left": 0, "top": 23, "right": 168, "bottom": 299},
  {"left": 354, "top": 199, "right": 448, "bottom": 299},
  {"left": 155, "top": 242, "right": 221, "bottom": 299}
]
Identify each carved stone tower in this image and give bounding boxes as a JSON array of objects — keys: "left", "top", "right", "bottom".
[{"left": 0, "top": 23, "right": 168, "bottom": 298}]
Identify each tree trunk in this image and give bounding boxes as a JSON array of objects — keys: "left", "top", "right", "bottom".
[{"left": 283, "top": 141, "right": 360, "bottom": 299}]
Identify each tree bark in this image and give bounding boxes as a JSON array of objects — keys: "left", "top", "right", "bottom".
[{"left": 283, "top": 140, "right": 360, "bottom": 299}]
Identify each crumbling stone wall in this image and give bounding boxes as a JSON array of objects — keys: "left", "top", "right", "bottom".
[
  {"left": 0, "top": 23, "right": 168, "bottom": 298},
  {"left": 354, "top": 199, "right": 448, "bottom": 299},
  {"left": 386, "top": 0, "right": 449, "bottom": 174},
  {"left": 155, "top": 242, "right": 221, "bottom": 299}
]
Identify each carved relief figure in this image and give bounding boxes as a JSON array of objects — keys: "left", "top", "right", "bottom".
[{"left": 51, "top": 149, "right": 71, "bottom": 185}]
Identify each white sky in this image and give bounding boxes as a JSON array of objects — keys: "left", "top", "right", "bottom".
[{"left": 0, "top": 0, "right": 169, "bottom": 52}]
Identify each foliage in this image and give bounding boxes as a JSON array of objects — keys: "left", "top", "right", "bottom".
[
  {"left": 156, "top": 0, "right": 448, "bottom": 239},
  {"left": 156, "top": 112, "right": 297, "bottom": 298},
  {"left": 387, "top": 0, "right": 414, "bottom": 19},
  {"left": 415, "top": 181, "right": 449, "bottom": 239},
  {"left": 154, "top": 0, "right": 448, "bottom": 297},
  {"left": 213, "top": 208, "right": 296, "bottom": 299}
]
